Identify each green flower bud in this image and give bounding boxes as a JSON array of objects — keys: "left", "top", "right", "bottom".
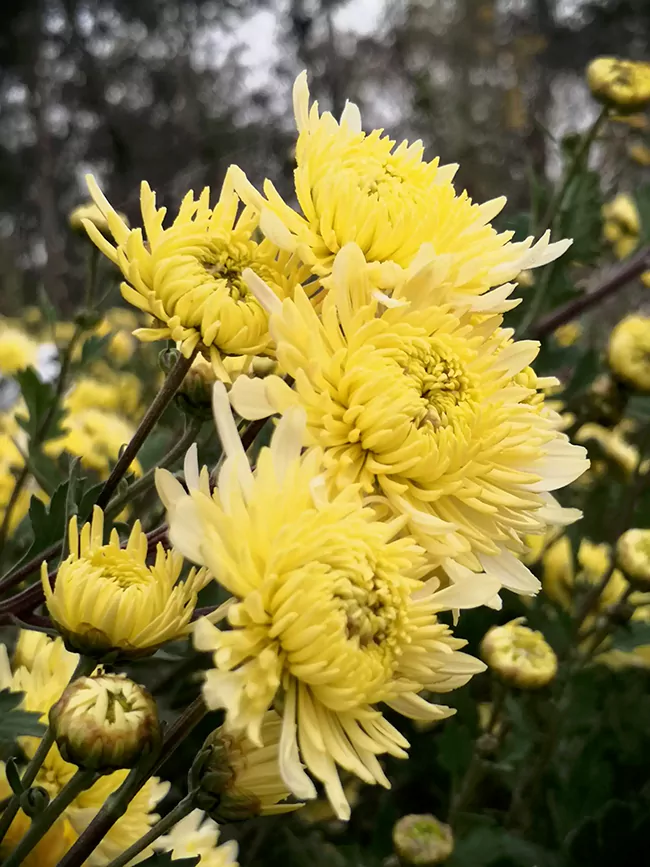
[
  {"left": 49, "top": 673, "right": 160, "bottom": 771},
  {"left": 393, "top": 814, "right": 454, "bottom": 865}
]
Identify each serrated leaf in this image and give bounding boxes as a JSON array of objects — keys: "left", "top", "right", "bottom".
[
  {"left": 559, "top": 169, "right": 603, "bottom": 266},
  {"left": 0, "top": 691, "right": 46, "bottom": 743},
  {"left": 78, "top": 334, "right": 110, "bottom": 367},
  {"left": 16, "top": 367, "right": 55, "bottom": 440},
  {"left": 78, "top": 480, "right": 108, "bottom": 519},
  {"left": 37, "top": 286, "right": 58, "bottom": 330}
]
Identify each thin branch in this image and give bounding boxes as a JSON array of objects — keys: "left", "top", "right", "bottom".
[
  {"left": 94, "top": 349, "right": 198, "bottom": 510},
  {"left": 530, "top": 244, "right": 650, "bottom": 340}
]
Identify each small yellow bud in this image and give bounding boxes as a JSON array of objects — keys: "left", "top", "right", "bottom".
[
  {"left": 69, "top": 202, "right": 128, "bottom": 238},
  {"left": 517, "top": 269, "right": 534, "bottom": 288},
  {"left": 554, "top": 321, "right": 582, "bottom": 348},
  {"left": 480, "top": 620, "right": 557, "bottom": 689},
  {"left": 587, "top": 57, "right": 650, "bottom": 112},
  {"left": 108, "top": 330, "right": 135, "bottom": 364},
  {"left": 617, "top": 529, "right": 650, "bottom": 587},
  {"left": 49, "top": 673, "right": 160, "bottom": 771},
  {"left": 177, "top": 355, "right": 218, "bottom": 417},
  {"left": 392, "top": 814, "right": 454, "bottom": 866},
  {"left": 629, "top": 143, "right": 650, "bottom": 166},
  {"left": 608, "top": 315, "right": 650, "bottom": 392},
  {"left": 190, "top": 710, "right": 300, "bottom": 821}
]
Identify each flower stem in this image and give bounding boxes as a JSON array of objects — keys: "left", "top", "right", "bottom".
[
  {"left": 529, "top": 243, "right": 650, "bottom": 340},
  {"left": 104, "top": 795, "right": 195, "bottom": 867},
  {"left": 537, "top": 106, "right": 608, "bottom": 237},
  {"left": 95, "top": 347, "right": 199, "bottom": 511},
  {"left": 56, "top": 696, "right": 206, "bottom": 867},
  {"left": 448, "top": 681, "right": 507, "bottom": 824},
  {"left": 105, "top": 416, "right": 203, "bottom": 519},
  {"left": 519, "top": 107, "right": 608, "bottom": 337},
  {"left": 0, "top": 654, "right": 96, "bottom": 845},
  {"left": 1, "top": 768, "right": 97, "bottom": 867},
  {"left": 572, "top": 425, "right": 650, "bottom": 636}
]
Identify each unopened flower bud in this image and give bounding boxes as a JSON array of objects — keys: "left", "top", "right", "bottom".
[
  {"left": 189, "top": 710, "right": 300, "bottom": 822},
  {"left": 608, "top": 315, "right": 650, "bottom": 393},
  {"left": 49, "top": 673, "right": 160, "bottom": 771},
  {"left": 392, "top": 814, "right": 454, "bottom": 865},
  {"left": 177, "top": 355, "right": 218, "bottom": 418},
  {"left": 587, "top": 57, "right": 650, "bottom": 112},
  {"left": 69, "top": 203, "right": 128, "bottom": 237},
  {"left": 480, "top": 620, "right": 557, "bottom": 689},
  {"left": 617, "top": 529, "right": 650, "bottom": 587}
]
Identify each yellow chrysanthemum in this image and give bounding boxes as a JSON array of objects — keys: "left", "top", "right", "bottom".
[
  {"left": 155, "top": 809, "right": 239, "bottom": 867},
  {"left": 602, "top": 193, "right": 640, "bottom": 260},
  {"left": 0, "top": 634, "right": 169, "bottom": 867},
  {"left": 44, "top": 406, "right": 142, "bottom": 479},
  {"left": 156, "top": 384, "right": 497, "bottom": 820},
  {"left": 231, "top": 244, "right": 588, "bottom": 598},
  {"left": 542, "top": 536, "right": 641, "bottom": 614},
  {"left": 0, "top": 465, "right": 31, "bottom": 535},
  {"left": 540, "top": 535, "right": 650, "bottom": 669},
  {"left": 82, "top": 173, "right": 308, "bottom": 379},
  {"left": 587, "top": 57, "right": 650, "bottom": 112},
  {"left": 41, "top": 506, "right": 210, "bottom": 657},
  {"left": 0, "top": 321, "right": 39, "bottom": 375},
  {"left": 608, "top": 315, "right": 650, "bottom": 392},
  {"left": 230, "top": 72, "right": 571, "bottom": 312},
  {"left": 63, "top": 373, "right": 142, "bottom": 420}
]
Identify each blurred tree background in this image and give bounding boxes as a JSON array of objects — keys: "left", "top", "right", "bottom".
[{"left": 1, "top": 0, "right": 649, "bottom": 315}]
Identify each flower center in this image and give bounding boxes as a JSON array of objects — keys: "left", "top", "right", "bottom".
[
  {"left": 333, "top": 569, "right": 401, "bottom": 648},
  {"left": 356, "top": 160, "right": 405, "bottom": 200},
  {"left": 199, "top": 245, "right": 252, "bottom": 302},
  {"left": 403, "top": 342, "right": 472, "bottom": 429},
  {"left": 509, "top": 632, "right": 549, "bottom": 664},
  {"left": 90, "top": 548, "right": 153, "bottom": 589}
]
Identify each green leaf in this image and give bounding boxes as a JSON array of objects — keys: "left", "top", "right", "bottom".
[
  {"left": 37, "top": 286, "right": 58, "bottom": 331},
  {"left": 560, "top": 348, "right": 601, "bottom": 401},
  {"left": 78, "top": 480, "right": 108, "bottom": 519},
  {"left": 626, "top": 395, "right": 650, "bottom": 425},
  {"left": 436, "top": 722, "right": 474, "bottom": 782},
  {"left": 609, "top": 621, "right": 650, "bottom": 653},
  {"left": 449, "top": 823, "right": 557, "bottom": 867},
  {"left": 15, "top": 367, "right": 63, "bottom": 442},
  {"left": 0, "top": 690, "right": 46, "bottom": 743},
  {"left": 78, "top": 334, "right": 110, "bottom": 368},
  {"left": 559, "top": 169, "right": 603, "bottom": 266}
]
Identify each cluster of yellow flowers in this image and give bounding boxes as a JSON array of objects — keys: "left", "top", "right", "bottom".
[
  {"left": 601, "top": 191, "right": 650, "bottom": 286},
  {"left": 37, "top": 70, "right": 586, "bottom": 832}
]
